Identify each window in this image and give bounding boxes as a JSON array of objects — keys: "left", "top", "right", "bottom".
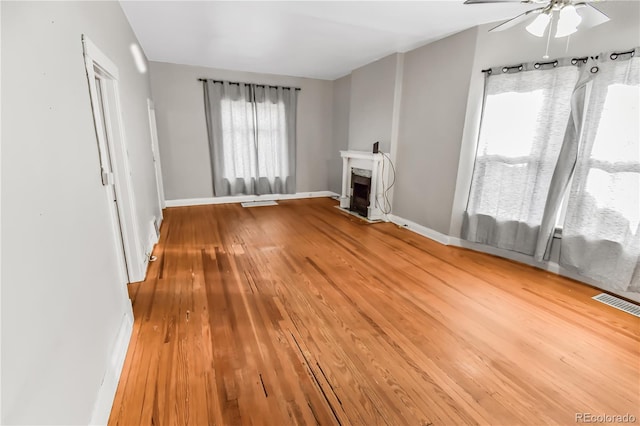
[
  {"left": 463, "top": 51, "right": 640, "bottom": 292},
  {"left": 472, "top": 89, "right": 547, "bottom": 222},
  {"left": 219, "top": 99, "right": 289, "bottom": 182},
  {"left": 255, "top": 99, "right": 289, "bottom": 180},
  {"left": 203, "top": 81, "right": 298, "bottom": 196},
  {"left": 578, "top": 83, "right": 640, "bottom": 233},
  {"left": 560, "top": 59, "right": 640, "bottom": 290},
  {"left": 463, "top": 66, "right": 578, "bottom": 254},
  {"left": 220, "top": 98, "right": 258, "bottom": 181}
]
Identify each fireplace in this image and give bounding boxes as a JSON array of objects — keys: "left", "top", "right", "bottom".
[
  {"left": 350, "top": 168, "right": 372, "bottom": 217},
  {"left": 339, "top": 150, "right": 384, "bottom": 221}
]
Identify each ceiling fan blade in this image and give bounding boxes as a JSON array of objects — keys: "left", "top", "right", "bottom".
[
  {"left": 489, "top": 7, "right": 544, "bottom": 32},
  {"left": 575, "top": 3, "right": 611, "bottom": 29}
]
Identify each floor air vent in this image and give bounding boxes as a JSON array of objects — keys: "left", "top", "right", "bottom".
[
  {"left": 241, "top": 200, "right": 278, "bottom": 208},
  {"left": 592, "top": 293, "right": 640, "bottom": 318}
]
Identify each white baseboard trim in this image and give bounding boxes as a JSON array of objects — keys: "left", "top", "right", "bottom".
[
  {"left": 165, "top": 191, "right": 339, "bottom": 208},
  {"left": 387, "top": 214, "right": 452, "bottom": 246},
  {"left": 388, "top": 214, "right": 640, "bottom": 303},
  {"left": 89, "top": 311, "right": 133, "bottom": 426},
  {"left": 454, "top": 237, "right": 557, "bottom": 271},
  {"left": 130, "top": 261, "right": 148, "bottom": 284},
  {"left": 388, "top": 213, "right": 559, "bottom": 268},
  {"left": 454, "top": 238, "right": 639, "bottom": 302},
  {"left": 139, "top": 217, "right": 160, "bottom": 281}
]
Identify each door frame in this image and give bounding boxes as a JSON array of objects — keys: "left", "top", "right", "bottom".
[
  {"left": 147, "top": 99, "right": 166, "bottom": 212},
  {"left": 82, "top": 35, "right": 144, "bottom": 284}
]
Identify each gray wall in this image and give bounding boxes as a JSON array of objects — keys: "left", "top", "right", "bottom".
[
  {"left": 329, "top": 74, "right": 351, "bottom": 194},
  {"left": 392, "top": 27, "right": 478, "bottom": 235},
  {"left": 148, "top": 61, "right": 334, "bottom": 200},
  {"left": 347, "top": 53, "right": 399, "bottom": 154},
  {"left": 1, "top": 1, "right": 160, "bottom": 424}
]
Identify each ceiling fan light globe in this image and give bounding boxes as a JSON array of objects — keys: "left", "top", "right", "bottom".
[
  {"left": 526, "top": 13, "right": 551, "bottom": 37},
  {"left": 556, "top": 5, "right": 583, "bottom": 38}
]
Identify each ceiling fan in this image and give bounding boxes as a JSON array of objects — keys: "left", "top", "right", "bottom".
[{"left": 465, "top": 0, "right": 610, "bottom": 38}]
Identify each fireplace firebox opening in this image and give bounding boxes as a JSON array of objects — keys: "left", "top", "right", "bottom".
[{"left": 350, "top": 168, "right": 372, "bottom": 217}]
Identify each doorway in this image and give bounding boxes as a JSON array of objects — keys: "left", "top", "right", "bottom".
[
  {"left": 82, "top": 35, "right": 144, "bottom": 284},
  {"left": 147, "top": 99, "right": 165, "bottom": 215}
]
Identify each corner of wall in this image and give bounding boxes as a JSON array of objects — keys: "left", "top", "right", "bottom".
[
  {"left": 329, "top": 74, "right": 353, "bottom": 194},
  {"left": 386, "top": 52, "right": 405, "bottom": 217},
  {"left": 448, "top": 25, "right": 483, "bottom": 238}
]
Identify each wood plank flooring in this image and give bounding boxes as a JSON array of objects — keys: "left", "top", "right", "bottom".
[{"left": 109, "top": 198, "right": 640, "bottom": 426}]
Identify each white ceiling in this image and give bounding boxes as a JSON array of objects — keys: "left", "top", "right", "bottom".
[{"left": 120, "top": 1, "right": 538, "bottom": 80}]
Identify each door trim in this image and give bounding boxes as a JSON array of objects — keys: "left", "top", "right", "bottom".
[{"left": 82, "top": 35, "right": 145, "bottom": 283}]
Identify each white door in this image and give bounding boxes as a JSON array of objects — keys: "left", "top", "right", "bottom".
[
  {"left": 147, "top": 100, "right": 165, "bottom": 212},
  {"left": 94, "top": 73, "right": 130, "bottom": 280},
  {"left": 83, "top": 35, "right": 145, "bottom": 284}
]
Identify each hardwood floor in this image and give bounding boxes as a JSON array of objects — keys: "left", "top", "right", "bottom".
[{"left": 109, "top": 198, "right": 640, "bottom": 426}]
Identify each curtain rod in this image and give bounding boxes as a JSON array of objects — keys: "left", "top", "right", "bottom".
[
  {"left": 198, "top": 78, "right": 301, "bottom": 91},
  {"left": 482, "top": 56, "right": 593, "bottom": 74},
  {"left": 481, "top": 47, "right": 638, "bottom": 74}
]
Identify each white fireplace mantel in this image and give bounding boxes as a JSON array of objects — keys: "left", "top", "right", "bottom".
[{"left": 340, "top": 150, "right": 384, "bottom": 221}]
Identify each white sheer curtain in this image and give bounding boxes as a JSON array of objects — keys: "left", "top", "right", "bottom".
[
  {"left": 253, "top": 86, "right": 297, "bottom": 194},
  {"left": 462, "top": 63, "right": 579, "bottom": 254},
  {"left": 219, "top": 88, "right": 258, "bottom": 193},
  {"left": 560, "top": 51, "right": 640, "bottom": 292},
  {"left": 203, "top": 81, "right": 297, "bottom": 196}
]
